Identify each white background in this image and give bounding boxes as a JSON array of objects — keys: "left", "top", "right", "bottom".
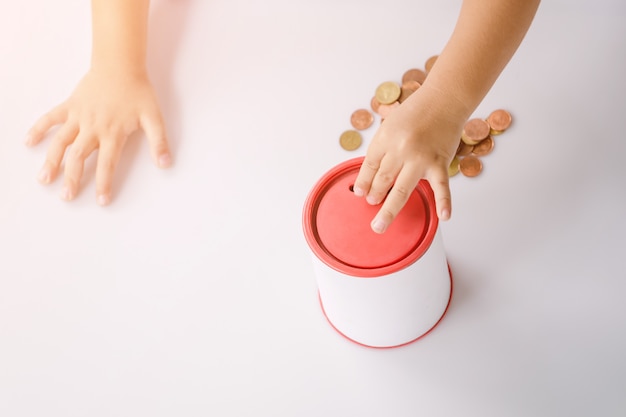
[{"left": 1, "top": 1, "right": 625, "bottom": 416}]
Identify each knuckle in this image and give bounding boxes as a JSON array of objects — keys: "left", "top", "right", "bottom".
[
  {"left": 43, "top": 157, "right": 60, "bottom": 171},
  {"left": 30, "top": 123, "right": 45, "bottom": 136},
  {"left": 379, "top": 206, "right": 398, "bottom": 223},
  {"left": 434, "top": 177, "right": 450, "bottom": 187},
  {"left": 353, "top": 178, "right": 368, "bottom": 190},
  {"left": 99, "top": 157, "right": 116, "bottom": 173},
  {"left": 38, "top": 113, "right": 55, "bottom": 127},
  {"left": 96, "top": 179, "right": 111, "bottom": 195},
  {"left": 370, "top": 187, "right": 390, "bottom": 203},
  {"left": 52, "top": 128, "right": 76, "bottom": 146},
  {"left": 68, "top": 144, "right": 90, "bottom": 160},
  {"left": 46, "top": 140, "right": 71, "bottom": 162},
  {"left": 152, "top": 140, "right": 169, "bottom": 153},
  {"left": 363, "top": 158, "right": 380, "bottom": 171},
  {"left": 429, "top": 175, "right": 451, "bottom": 194},
  {"left": 376, "top": 170, "right": 395, "bottom": 185},
  {"left": 121, "top": 121, "right": 139, "bottom": 138},
  {"left": 53, "top": 135, "right": 73, "bottom": 148},
  {"left": 391, "top": 184, "right": 412, "bottom": 201}
]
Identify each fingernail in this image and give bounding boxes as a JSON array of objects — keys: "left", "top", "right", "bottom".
[
  {"left": 25, "top": 134, "right": 33, "bottom": 146},
  {"left": 366, "top": 195, "right": 378, "bottom": 205},
  {"left": 441, "top": 208, "right": 450, "bottom": 220},
  {"left": 61, "top": 186, "right": 74, "bottom": 201},
  {"left": 158, "top": 153, "right": 172, "bottom": 168},
  {"left": 38, "top": 168, "right": 51, "bottom": 184},
  {"left": 353, "top": 186, "right": 364, "bottom": 197},
  {"left": 371, "top": 218, "right": 387, "bottom": 234},
  {"left": 97, "top": 194, "right": 111, "bottom": 206}
]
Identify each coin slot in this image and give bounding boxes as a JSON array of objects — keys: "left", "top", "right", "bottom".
[{"left": 347, "top": 184, "right": 392, "bottom": 195}]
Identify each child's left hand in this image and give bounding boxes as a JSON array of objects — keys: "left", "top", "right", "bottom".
[{"left": 25, "top": 68, "right": 171, "bottom": 205}]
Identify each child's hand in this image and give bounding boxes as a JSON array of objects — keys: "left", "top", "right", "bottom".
[
  {"left": 353, "top": 85, "right": 467, "bottom": 234},
  {"left": 25, "top": 69, "right": 171, "bottom": 205}
]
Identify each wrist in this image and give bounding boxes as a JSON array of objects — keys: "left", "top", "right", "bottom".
[
  {"left": 404, "top": 83, "right": 473, "bottom": 127},
  {"left": 89, "top": 57, "right": 148, "bottom": 79},
  {"left": 89, "top": 65, "right": 148, "bottom": 79},
  {"left": 90, "top": 0, "right": 150, "bottom": 77}
]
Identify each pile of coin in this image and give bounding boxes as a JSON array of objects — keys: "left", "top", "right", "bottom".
[
  {"left": 450, "top": 109, "right": 512, "bottom": 177},
  {"left": 338, "top": 54, "right": 513, "bottom": 178},
  {"left": 339, "top": 56, "right": 436, "bottom": 152}
]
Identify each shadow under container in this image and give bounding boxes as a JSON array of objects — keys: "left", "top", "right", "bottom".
[{"left": 302, "top": 157, "right": 453, "bottom": 348}]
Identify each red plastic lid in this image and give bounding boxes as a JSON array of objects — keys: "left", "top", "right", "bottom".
[{"left": 303, "top": 157, "right": 439, "bottom": 277}]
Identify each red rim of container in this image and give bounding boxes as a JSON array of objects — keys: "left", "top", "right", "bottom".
[{"left": 303, "top": 157, "right": 440, "bottom": 277}]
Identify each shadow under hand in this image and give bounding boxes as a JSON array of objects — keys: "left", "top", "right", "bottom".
[
  {"left": 146, "top": 0, "right": 193, "bottom": 154},
  {"left": 111, "top": 0, "right": 193, "bottom": 198}
]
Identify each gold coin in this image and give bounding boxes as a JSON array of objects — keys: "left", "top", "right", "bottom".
[
  {"left": 399, "top": 80, "right": 421, "bottom": 103},
  {"left": 471, "top": 136, "right": 494, "bottom": 157},
  {"left": 370, "top": 96, "right": 381, "bottom": 114},
  {"left": 425, "top": 55, "right": 438, "bottom": 73},
  {"left": 448, "top": 156, "right": 460, "bottom": 177},
  {"left": 456, "top": 139, "right": 474, "bottom": 157},
  {"left": 350, "top": 109, "right": 374, "bottom": 130},
  {"left": 375, "top": 81, "right": 401, "bottom": 105},
  {"left": 459, "top": 155, "right": 482, "bottom": 177},
  {"left": 487, "top": 109, "right": 512, "bottom": 133},
  {"left": 402, "top": 69, "right": 426, "bottom": 85},
  {"left": 461, "top": 118, "right": 490, "bottom": 145},
  {"left": 339, "top": 130, "right": 362, "bottom": 151}
]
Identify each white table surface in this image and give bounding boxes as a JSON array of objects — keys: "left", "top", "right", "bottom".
[{"left": 1, "top": 1, "right": 625, "bottom": 416}]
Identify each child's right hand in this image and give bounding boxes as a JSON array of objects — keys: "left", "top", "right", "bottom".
[
  {"left": 353, "top": 0, "right": 541, "bottom": 234},
  {"left": 353, "top": 84, "right": 468, "bottom": 234},
  {"left": 25, "top": 68, "right": 172, "bottom": 206}
]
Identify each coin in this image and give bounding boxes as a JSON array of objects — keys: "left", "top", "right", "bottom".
[
  {"left": 377, "top": 101, "right": 400, "bottom": 119},
  {"left": 456, "top": 139, "right": 474, "bottom": 157},
  {"left": 472, "top": 136, "right": 494, "bottom": 156},
  {"left": 459, "top": 155, "right": 482, "bottom": 177},
  {"left": 399, "top": 80, "right": 421, "bottom": 103},
  {"left": 402, "top": 69, "right": 426, "bottom": 85},
  {"left": 350, "top": 109, "right": 374, "bottom": 130},
  {"left": 461, "top": 118, "right": 490, "bottom": 145},
  {"left": 370, "top": 96, "right": 381, "bottom": 114},
  {"left": 487, "top": 109, "right": 512, "bottom": 133},
  {"left": 375, "top": 81, "right": 401, "bottom": 105},
  {"left": 448, "top": 156, "right": 460, "bottom": 177},
  {"left": 339, "top": 130, "right": 362, "bottom": 151},
  {"left": 425, "top": 55, "right": 438, "bottom": 73}
]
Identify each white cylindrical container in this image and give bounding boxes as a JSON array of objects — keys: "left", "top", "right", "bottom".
[{"left": 303, "top": 157, "right": 453, "bottom": 348}]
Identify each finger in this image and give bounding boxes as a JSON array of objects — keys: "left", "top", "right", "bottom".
[
  {"left": 370, "top": 165, "right": 421, "bottom": 234},
  {"left": 38, "top": 122, "right": 79, "bottom": 185},
  {"left": 26, "top": 104, "right": 68, "bottom": 147},
  {"left": 353, "top": 146, "right": 385, "bottom": 198},
  {"left": 365, "top": 156, "right": 402, "bottom": 206},
  {"left": 426, "top": 166, "right": 452, "bottom": 221},
  {"left": 95, "top": 134, "right": 125, "bottom": 206},
  {"left": 140, "top": 110, "right": 171, "bottom": 168},
  {"left": 61, "top": 132, "right": 98, "bottom": 201}
]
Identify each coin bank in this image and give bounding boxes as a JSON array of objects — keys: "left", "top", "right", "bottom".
[{"left": 302, "top": 157, "right": 453, "bottom": 348}]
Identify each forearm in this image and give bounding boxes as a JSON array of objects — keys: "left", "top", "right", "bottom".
[
  {"left": 423, "top": 0, "right": 540, "bottom": 118},
  {"left": 90, "top": 0, "right": 151, "bottom": 74}
]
